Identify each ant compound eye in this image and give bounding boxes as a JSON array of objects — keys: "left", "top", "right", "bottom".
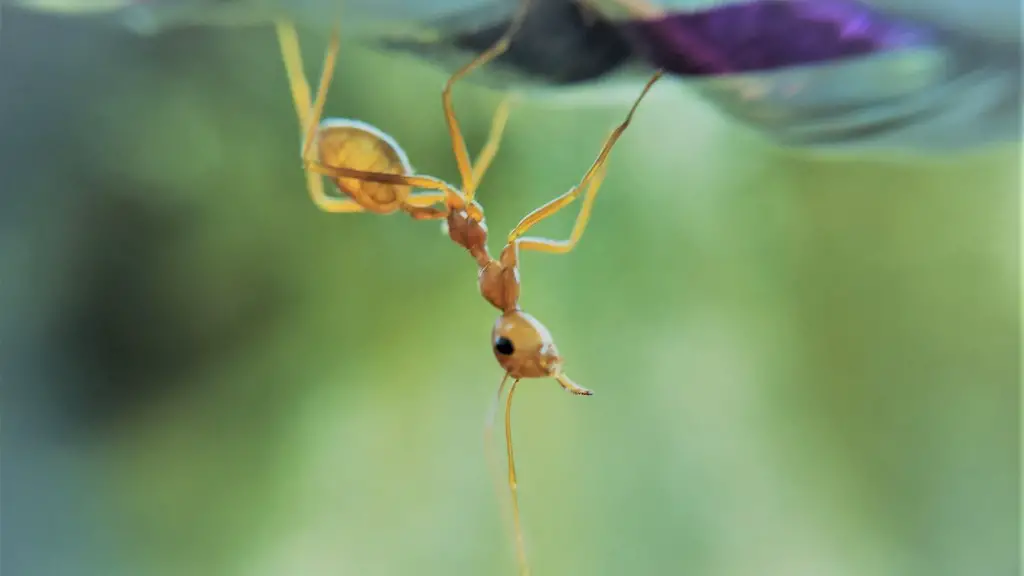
[{"left": 494, "top": 336, "right": 515, "bottom": 356}]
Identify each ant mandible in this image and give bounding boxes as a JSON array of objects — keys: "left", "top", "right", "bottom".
[{"left": 274, "top": 3, "right": 663, "bottom": 573}]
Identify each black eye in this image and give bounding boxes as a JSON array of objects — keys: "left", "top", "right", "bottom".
[{"left": 494, "top": 336, "right": 515, "bottom": 355}]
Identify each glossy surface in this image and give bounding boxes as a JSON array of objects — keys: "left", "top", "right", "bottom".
[
  {"left": 491, "top": 310, "right": 561, "bottom": 379},
  {"left": 315, "top": 119, "right": 415, "bottom": 213}
]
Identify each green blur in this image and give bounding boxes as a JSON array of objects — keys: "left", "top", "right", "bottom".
[{"left": 12, "top": 20, "right": 1018, "bottom": 576}]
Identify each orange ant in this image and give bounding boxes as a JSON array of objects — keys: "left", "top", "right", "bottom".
[{"left": 274, "top": 4, "right": 662, "bottom": 573}]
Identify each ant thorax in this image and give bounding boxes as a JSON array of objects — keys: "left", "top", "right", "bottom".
[
  {"left": 444, "top": 205, "right": 492, "bottom": 266},
  {"left": 441, "top": 206, "right": 523, "bottom": 314}
]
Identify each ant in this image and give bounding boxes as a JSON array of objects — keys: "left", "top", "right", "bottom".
[{"left": 274, "top": 3, "right": 662, "bottom": 573}]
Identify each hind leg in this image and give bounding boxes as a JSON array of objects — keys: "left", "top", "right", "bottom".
[{"left": 276, "top": 22, "right": 366, "bottom": 213}]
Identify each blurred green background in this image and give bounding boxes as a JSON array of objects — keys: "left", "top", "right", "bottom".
[{"left": 2, "top": 9, "right": 1019, "bottom": 576}]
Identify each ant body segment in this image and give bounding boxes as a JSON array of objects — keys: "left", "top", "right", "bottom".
[{"left": 275, "top": 4, "right": 662, "bottom": 572}]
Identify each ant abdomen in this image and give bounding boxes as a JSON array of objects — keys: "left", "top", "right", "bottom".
[{"left": 315, "top": 118, "right": 414, "bottom": 213}]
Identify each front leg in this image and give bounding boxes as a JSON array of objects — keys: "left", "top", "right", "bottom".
[{"left": 508, "top": 162, "right": 608, "bottom": 255}]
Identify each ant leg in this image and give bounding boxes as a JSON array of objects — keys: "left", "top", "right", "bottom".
[
  {"left": 275, "top": 21, "right": 313, "bottom": 130},
  {"left": 512, "top": 163, "right": 607, "bottom": 254},
  {"left": 506, "top": 70, "right": 663, "bottom": 247},
  {"left": 442, "top": 0, "right": 531, "bottom": 198},
  {"left": 404, "top": 191, "right": 450, "bottom": 208},
  {"left": 301, "top": 26, "right": 340, "bottom": 164},
  {"left": 307, "top": 196, "right": 367, "bottom": 213},
  {"left": 405, "top": 206, "right": 449, "bottom": 220},
  {"left": 305, "top": 162, "right": 469, "bottom": 210},
  {"left": 403, "top": 191, "right": 452, "bottom": 220},
  {"left": 468, "top": 94, "right": 516, "bottom": 198},
  {"left": 276, "top": 22, "right": 354, "bottom": 213}
]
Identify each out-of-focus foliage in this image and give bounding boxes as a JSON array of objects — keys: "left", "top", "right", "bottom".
[
  {"left": 2, "top": 9, "right": 1018, "bottom": 576},
  {"left": 11, "top": 0, "right": 1023, "bottom": 152}
]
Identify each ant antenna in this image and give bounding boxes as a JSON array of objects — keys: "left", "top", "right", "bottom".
[
  {"left": 484, "top": 373, "right": 521, "bottom": 568},
  {"left": 504, "top": 377, "right": 528, "bottom": 573}
]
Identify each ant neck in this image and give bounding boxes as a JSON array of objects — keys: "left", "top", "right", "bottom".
[{"left": 470, "top": 246, "right": 492, "bottom": 270}]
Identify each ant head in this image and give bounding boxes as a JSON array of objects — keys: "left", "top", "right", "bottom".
[{"left": 491, "top": 310, "right": 562, "bottom": 379}]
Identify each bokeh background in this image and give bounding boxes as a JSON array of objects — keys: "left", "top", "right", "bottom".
[{"left": 2, "top": 8, "right": 1019, "bottom": 576}]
